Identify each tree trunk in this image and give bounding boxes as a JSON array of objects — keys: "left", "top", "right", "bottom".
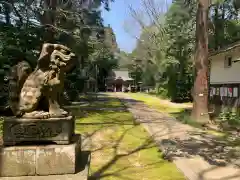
[
  {"left": 3, "top": 3, "right": 11, "bottom": 25},
  {"left": 213, "top": 4, "right": 219, "bottom": 50},
  {"left": 191, "top": 0, "right": 210, "bottom": 124},
  {"left": 39, "top": 0, "right": 57, "bottom": 42}
]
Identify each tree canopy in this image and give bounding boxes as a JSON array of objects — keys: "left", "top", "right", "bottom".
[
  {"left": 120, "top": 0, "right": 240, "bottom": 104},
  {"left": 0, "top": 0, "right": 118, "bottom": 107}
]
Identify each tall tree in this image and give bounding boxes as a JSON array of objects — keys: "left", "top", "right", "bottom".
[
  {"left": 191, "top": 0, "right": 210, "bottom": 124},
  {"left": 0, "top": 0, "right": 117, "bottom": 108},
  {"left": 163, "top": 0, "right": 195, "bottom": 102}
]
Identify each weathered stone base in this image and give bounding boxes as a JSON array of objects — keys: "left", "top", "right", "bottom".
[
  {"left": 0, "top": 152, "right": 90, "bottom": 180},
  {"left": 0, "top": 135, "right": 84, "bottom": 177},
  {"left": 3, "top": 116, "right": 75, "bottom": 145}
]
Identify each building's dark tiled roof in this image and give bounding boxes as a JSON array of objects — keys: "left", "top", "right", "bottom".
[{"left": 209, "top": 41, "right": 240, "bottom": 57}]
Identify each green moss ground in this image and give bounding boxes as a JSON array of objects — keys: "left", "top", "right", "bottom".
[
  {"left": 0, "top": 94, "right": 184, "bottom": 179},
  {"left": 73, "top": 94, "right": 185, "bottom": 180}
]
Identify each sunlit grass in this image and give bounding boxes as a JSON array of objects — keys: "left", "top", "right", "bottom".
[
  {"left": 127, "top": 93, "right": 191, "bottom": 113},
  {"left": 66, "top": 97, "right": 124, "bottom": 109},
  {"left": 126, "top": 93, "right": 228, "bottom": 135},
  {"left": 73, "top": 96, "right": 185, "bottom": 180},
  {"left": 88, "top": 98, "right": 123, "bottom": 108},
  {"left": 123, "top": 93, "right": 198, "bottom": 128},
  {"left": 205, "top": 130, "right": 227, "bottom": 137}
]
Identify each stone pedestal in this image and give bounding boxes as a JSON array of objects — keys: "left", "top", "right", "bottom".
[
  {"left": 0, "top": 116, "right": 90, "bottom": 179},
  {"left": 3, "top": 116, "right": 74, "bottom": 145},
  {"left": 0, "top": 135, "right": 81, "bottom": 177}
]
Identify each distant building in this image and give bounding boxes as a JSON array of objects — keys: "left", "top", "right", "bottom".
[
  {"left": 105, "top": 69, "right": 134, "bottom": 92},
  {"left": 209, "top": 41, "right": 240, "bottom": 113}
]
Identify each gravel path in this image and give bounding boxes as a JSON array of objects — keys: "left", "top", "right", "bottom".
[{"left": 114, "top": 93, "right": 240, "bottom": 180}]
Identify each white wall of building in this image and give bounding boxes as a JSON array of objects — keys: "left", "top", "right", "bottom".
[{"left": 210, "top": 46, "right": 240, "bottom": 84}]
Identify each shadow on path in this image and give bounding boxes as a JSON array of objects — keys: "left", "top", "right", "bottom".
[{"left": 114, "top": 93, "right": 240, "bottom": 180}]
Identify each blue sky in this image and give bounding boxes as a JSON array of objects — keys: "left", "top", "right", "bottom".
[
  {"left": 101, "top": 0, "right": 171, "bottom": 53},
  {"left": 101, "top": 1, "right": 141, "bottom": 53}
]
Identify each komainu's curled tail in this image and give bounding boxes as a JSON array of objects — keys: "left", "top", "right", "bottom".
[{"left": 8, "top": 61, "right": 32, "bottom": 116}]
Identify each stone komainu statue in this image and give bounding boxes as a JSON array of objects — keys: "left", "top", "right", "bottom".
[{"left": 8, "top": 43, "right": 76, "bottom": 119}]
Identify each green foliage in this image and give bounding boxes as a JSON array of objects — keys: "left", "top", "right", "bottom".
[
  {"left": 120, "top": 0, "right": 195, "bottom": 102},
  {"left": 218, "top": 110, "right": 229, "bottom": 122},
  {"left": 156, "top": 87, "right": 168, "bottom": 98},
  {"left": 218, "top": 109, "right": 240, "bottom": 126},
  {"left": 0, "top": 0, "right": 118, "bottom": 107},
  {"left": 209, "top": 0, "right": 240, "bottom": 50},
  {"left": 0, "top": 23, "right": 44, "bottom": 66},
  {"left": 119, "top": 0, "right": 240, "bottom": 104}
]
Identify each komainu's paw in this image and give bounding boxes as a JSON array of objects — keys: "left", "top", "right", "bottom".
[
  {"left": 60, "top": 108, "right": 69, "bottom": 116},
  {"left": 23, "top": 111, "right": 50, "bottom": 119},
  {"left": 49, "top": 109, "right": 69, "bottom": 118}
]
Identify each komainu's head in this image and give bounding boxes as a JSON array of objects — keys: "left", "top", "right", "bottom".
[{"left": 38, "top": 43, "right": 76, "bottom": 72}]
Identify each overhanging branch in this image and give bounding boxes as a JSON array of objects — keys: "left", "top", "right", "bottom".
[{"left": 0, "top": 0, "right": 23, "bottom": 25}]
